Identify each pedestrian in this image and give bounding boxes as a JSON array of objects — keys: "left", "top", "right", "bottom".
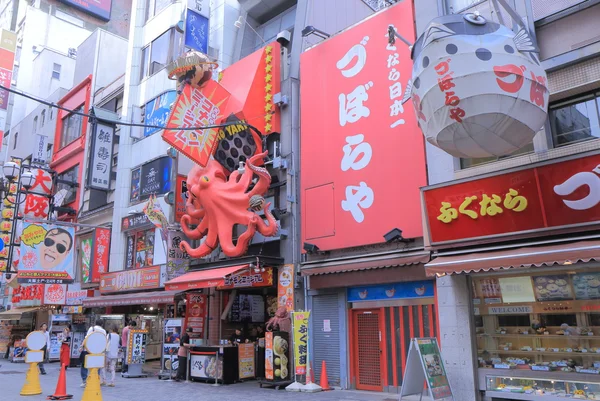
[
  {"left": 175, "top": 327, "right": 192, "bottom": 382},
  {"left": 103, "top": 326, "right": 120, "bottom": 387},
  {"left": 121, "top": 320, "right": 136, "bottom": 374},
  {"left": 79, "top": 345, "right": 88, "bottom": 387},
  {"left": 60, "top": 325, "right": 71, "bottom": 369},
  {"left": 86, "top": 319, "right": 107, "bottom": 385},
  {"left": 39, "top": 323, "right": 50, "bottom": 375}
]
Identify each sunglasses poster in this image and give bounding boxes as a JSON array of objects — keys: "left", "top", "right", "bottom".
[{"left": 17, "top": 222, "right": 75, "bottom": 284}]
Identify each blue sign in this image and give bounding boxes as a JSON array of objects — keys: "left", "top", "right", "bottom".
[
  {"left": 144, "top": 91, "right": 177, "bottom": 137},
  {"left": 0, "top": 238, "right": 4, "bottom": 253},
  {"left": 184, "top": 9, "right": 209, "bottom": 53},
  {"left": 347, "top": 280, "right": 435, "bottom": 302}
]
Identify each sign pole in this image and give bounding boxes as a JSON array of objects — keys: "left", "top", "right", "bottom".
[{"left": 286, "top": 312, "right": 303, "bottom": 391}]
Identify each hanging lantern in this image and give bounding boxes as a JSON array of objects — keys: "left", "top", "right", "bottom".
[
  {"left": 2, "top": 208, "right": 14, "bottom": 219},
  {"left": 404, "top": 13, "right": 549, "bottom": 158},
  {"left": 1, "top": 221, "right": 12, "bottom": 232},
  {"left": 167, "top": 50, "right": 218, "bottom": 89}
]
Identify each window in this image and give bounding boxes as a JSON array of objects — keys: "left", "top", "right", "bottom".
[
  {"left": 13, "top": 132, "right": 18, "bottom": 149},
  {"left": 139, "top": 28, "right": 183, "bottom": 79},
  {"left": 41, "top": 110, "right": 45, "bottom": 127},
  {"left": 32, "top": 116, "right": 38, "bottom": 133},
  {"left": 146, "top": 0, "right": 171, "bottom": 22},
  {"left": 56, "top": 165, "right": 79, "bottom": 205},
  {"left": 60, "top": 107, "right": 83, "bottom": 148},
  {"left": 46, "top": 144, "right": 52, "bottom": 160},
  {"left": 52, "top": 63, "right": 61, "bottom": 80},
  {"left": 549, "top": 92, "right": 600, "bottom": 148},
  {"left": 460, "top": 142, "right": 535, "bottom": 169},
  {"left": 125, "top": 229, "right": 155, "bottom": 270}
]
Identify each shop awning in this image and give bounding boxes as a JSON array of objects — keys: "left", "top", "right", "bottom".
[
  {"left": 425, "top": 239, "right": 600, "bottom": 277},
  {"left": 0, "top": 307, "right": 41, "bottom": 320},
  {"left": 301, "top": 251, "right": 430, "bottom": 276},
  {"left": 164, "top": 265, "right": 247, "bottom": 291},
  {"left": 82, "top": 290, "right": 180, "bottom": 307}
]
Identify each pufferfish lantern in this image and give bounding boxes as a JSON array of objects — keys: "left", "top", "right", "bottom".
[
  {"left": 397, "top": 11, "right": 549, "bottom": 158},
  {"left": 167, "top": 50, "right": 218, "bottom": 92}
]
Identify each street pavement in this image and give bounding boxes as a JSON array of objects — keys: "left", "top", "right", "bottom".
[{"left": 0, "top": 361, "right": 432, "bottom": 401}]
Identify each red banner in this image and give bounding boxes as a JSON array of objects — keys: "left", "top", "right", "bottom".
[
  {"left": 423, "top": 153, "right": 600, "bottom": 245},
  {"left": 99, "top": 266, "right": 163, "bottom": 293},
  {"left": 92, "top": 228, "right": 111, "bottom": 282},
  {"left": 218, "top": 267, "right": 273, "bottom": 289},
  {"left": 175, "top": 175, "right": 187, "bottom": 222},
  {"left": 184, "top": 293, "right": 208, "bottom": 339},
  {"left": 300, "top": 2, "right": 426, "bottom": 251}
]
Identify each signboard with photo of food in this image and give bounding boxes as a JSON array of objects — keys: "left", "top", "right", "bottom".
[
  {"left": 533, "top": 275, "right": 573, "bottom": 301},
  {"left": 573, "top": 273, "right": 600, "bottom": 300}
]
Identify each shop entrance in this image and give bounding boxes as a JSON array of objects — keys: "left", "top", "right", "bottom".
[{"left": 352, "top": 309, "right": 383, "bottom": 391}]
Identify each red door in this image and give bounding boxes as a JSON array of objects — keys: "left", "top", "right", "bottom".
[{"left": 352, "top": 309, "right": 383, "bottom": 391}]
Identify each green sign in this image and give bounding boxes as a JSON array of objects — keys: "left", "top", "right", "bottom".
[
  {"left": 416, "top": 338, "right": 452, "bottom": 400},
  {"left": 81, "top": 238, "right": 92, "bottom": 284}
]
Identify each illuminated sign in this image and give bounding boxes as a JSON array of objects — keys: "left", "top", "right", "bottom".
[{"left": 57, "top": 0, "right": 112, "bottom": 21}]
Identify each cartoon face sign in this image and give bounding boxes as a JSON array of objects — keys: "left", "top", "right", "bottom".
[
  {"left": 39, "top": 228, "right": 73, "bottom": 270},
  {"left": 404, "top": 13, "right": 549, "bottom": 158}
]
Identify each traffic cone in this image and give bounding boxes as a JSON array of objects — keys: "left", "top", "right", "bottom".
[
  {"left": 21, "top": 362, "right": 43, "bottom": 395},
  {"left": 47, "top": 364, "right": 73, "bottom": 400},
  {"left": 320, "top": 360, "right": 331, "bottom": 391},
  {"left": 81, "top": 368, "right": 102, "bottom": 401}
]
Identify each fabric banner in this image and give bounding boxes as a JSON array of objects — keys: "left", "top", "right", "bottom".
[{"left": 292, "top": 311, "right": 310, "bottom": 375}]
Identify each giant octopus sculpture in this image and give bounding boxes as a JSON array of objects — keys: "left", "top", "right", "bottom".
[{"left": 179, "top": 151, "right": 278, "bottom": 258}]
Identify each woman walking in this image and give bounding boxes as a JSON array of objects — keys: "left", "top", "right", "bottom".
[
  {"left": 60, "top": 325, "right": 71, "bottom": 369},
  {"left": 39, "top": 323, "right": 50, "bottom": 375},
  {"left": 104, "top": 326, "right": 120, "bottom": 387}
]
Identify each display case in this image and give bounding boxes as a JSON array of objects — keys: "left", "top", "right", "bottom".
[{"left": 485, "top": 372, "right": 600, "bottom": 399}]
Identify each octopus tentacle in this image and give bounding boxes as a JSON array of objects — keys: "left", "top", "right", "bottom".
[
  {"left": 181, "top": 214, "right": 208, "bottom": 240},
  {"left": 247, "top": 153, "right": 271, "bottom": 198},
  {"left": 219, "top": 218, "right": 258, "bottom": 258},
  {"left": 180, "top": 228, "right": 218, "bottom": 258},
  {"left": 255, "top": 203, "right": 278, "bottom": 237}
]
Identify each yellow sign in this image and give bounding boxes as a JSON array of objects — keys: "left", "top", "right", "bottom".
[
  {"left": 292, "top": 311, "right": 310, "bottom": 375},
  {"left": 437, "top": 188, "right": 528, "bottom": 223}
]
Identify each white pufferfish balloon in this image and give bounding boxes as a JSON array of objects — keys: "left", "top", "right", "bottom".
[{"left": 398, "top": 12, "right": 549, "bottom": 159}]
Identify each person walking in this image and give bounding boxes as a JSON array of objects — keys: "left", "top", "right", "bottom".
[
  {"left": 120, "top": 320, "right": 135, "bottom": 374},
  {"left": 104, "top": 326, "right": 120, "bottom": 387},
  {"left": 175, "top": 327, "right": 192, "bottom": 382},
  {"left": 39, "top": 323, "right": 50, "bottom": 375},
  {"left": 79, "top": 344, "right": 88, "bottom": 387},
  {"left": 60, "top": 325, "right": 71, "bottom": 369},
  {"left": 86, "top": 319, "right": 107, "bottom": 385}
]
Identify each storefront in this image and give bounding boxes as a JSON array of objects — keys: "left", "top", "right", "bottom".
[
  {"left": 121, "top": 213, "right": 167, "bottom": 271},
  {"left": 302, "top": 251, "right": 433, "bottom": 392},
  {"left": 422, "top": 152, "right": 600, "bottom": 400}
]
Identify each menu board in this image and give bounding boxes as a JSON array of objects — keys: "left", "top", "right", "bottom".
[
  {"left": 163, "top": 319, "right": 182, "bottom": 371},
  {"left": 127, "top": 330, "right": 148, "bottom": 365},
  {"left": 230, "top": 295, "right": 265, "bottom": 323},
  {"left": 49, "top": 332, "right": 61, "bottom": 359},
  {"left": 238, "top": 343, "right": 255, "bottom": 379},
  {"left": 190, "top": 353, "right": 223, "bottom": 379},
  {"left": 185, "top": 293, "right": 208, "bottom": 339},
  {"left": 573, "top": 273, "right": 600, "bottom": 300},
  {"left": 70, "top": 332, "right": 85, "bottom": 359},
  {"left": 533, "top": 275, "right": 573, "bottom": 301},
  {"left": 416, "top": 338, "right": 452, "bottom": 400},
  {"left": 480, "top": 278, "right": 501, "bottom": 304}
]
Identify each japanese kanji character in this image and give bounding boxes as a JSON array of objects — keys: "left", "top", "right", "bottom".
[
  {"left": 434, "top": 59, "right": 451, "bottom": 76},
  {"left": 30, "top": 169, "right": 52, "bottom": 194},
  {"left": 172, "top": 236, "right": 182, "bottom": 248},
  {"left": 341, "top": 134, "right": 372, "bottom": 172},
  {"left": 494, "top": 64, "right": 526, "bottom": 93},
  {"left": 459, "top": 196, "right": 478, "bottom": 219},
  {"left": 299, "top": 344, "right": 307, "bottom": 354},
  {"left": 529, "top": 71, "right": 547, "bottom": 108},
  {"left": 389, "top": 82, "right": 403, "bottom": 100},
  {"left": 480, "top": 194, "right": 503, "bottom": 216},
  {"left": 336, "top": 37, "right": 369, "bottom": 78},
  {"left": 388, "top": 68, "right": 400, "bottom": 81},
  {"left": 97, "top": 147, "right": 109, "bottom": 160},
  {"left": 437, "top": 202, "right": 457, "bottom": 223},
  {"left": 98, "top": 128, "right": 112, "bottom": 143},
  {"left": 341, "top": 182, "right": 374, "bottom": 223},
  {"left": 390, "top": 118, "right": 405, "bottom": 128},
  {"left": 24, "top": 195, "right": 49, "bottom": 218},
  {"left": 390, "top": 99, "right": 404, "bottom": 117},
  {"left": 444, "top": 91, "right": 460, "bottom": 106},
  {"left": 299, "top": 355, "right": 307, "bottom": 365},
  {"left": 387, "top": 53, "right": 400, "bottom": 68},
  {"left": 504, "top": 188, "right": 528, "bottom": 212},
  {"left": 96, "top": 162, "right": 108, "bottom": 173},
  {"left": 438, "top": 75, "right": 455, "bottom": 91},
  {"left": 339, "top": 83, "right": 373, "bottom": 126},
  {"left": 449, "top": 107, "right": 466, "bottom": 123}
]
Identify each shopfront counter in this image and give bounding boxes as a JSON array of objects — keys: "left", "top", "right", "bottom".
[{"left": 189, "top": 346, "right": 238, "bottom": 384}]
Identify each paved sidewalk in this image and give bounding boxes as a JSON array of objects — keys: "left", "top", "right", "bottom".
[{"left": 0, "top": 361, "right": 432, "bottom": 401}]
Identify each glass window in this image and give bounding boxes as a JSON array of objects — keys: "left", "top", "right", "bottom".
[
  {"left": 60, "top": 107, "right": 83, "bottom": 148},
  {"left": 140, "top": 46, "right": 149, "bottom": 81},
  {"left": 150, "top": 29, "right": 171, "bottom": 75},
  {"left": 146, "top": 0, "right": 171, "bottom": 21},
  {"left": 56, "top": 165, "right": 79, "bottom": 204},
  {"left": 41, "top": 110, "right": 46, "bottom": 127},
  {"left": 460, "top": 142, "right": 534, "bottom": 169},
  {"left": 13, "top": 132, "right": 18, "bottom": 149},
  {"left": 52, "top": 63, "right": 61, "bottom": 80},
  {"left": 125, "top": 229, "right": 155, "bottom": 269},
  {"left": 549, "top": 93, "right": 600, "bottom": 147},
  {"left": 33, "top": 116, "right": 38, "bottom": 133},
  {"left": 47, "top": 144, "right": 52, "bottom": 160}
]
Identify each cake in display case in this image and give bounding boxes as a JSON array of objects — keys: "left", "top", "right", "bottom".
[{"left": 487, "top": 375, "right": 600, "bottom": 399}]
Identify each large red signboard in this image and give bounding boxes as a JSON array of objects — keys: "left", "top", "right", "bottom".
[
  {"left": 91, "top": 228, "right": 111, "bottom": 283},
  {"left": 300, "top": 2, "right": 426, "bottom": 251},
  {"left": 423, "top": 153, "right": 600, "bottom": 245},
  {"left": 184, "top": 293, "right": 208, "bottom": 339}
]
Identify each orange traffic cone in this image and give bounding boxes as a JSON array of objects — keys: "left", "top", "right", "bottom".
[
  {"left": 47, "top": 364, "right": 73, "bottom": 400},
  {"left": 320, "top": 360, "right": 331, "bottom": 391}
]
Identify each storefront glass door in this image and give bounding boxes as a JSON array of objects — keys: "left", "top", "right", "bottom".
[{"left": 352, "top": 309, "right": 383, "bottom": 391}]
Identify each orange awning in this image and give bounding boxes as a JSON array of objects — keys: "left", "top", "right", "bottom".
[
  {"left": 301, "top": 251, "right": 430, "bottom": 276},
  {"left": 425, "top": 240, "right": 600, "bottom": 277},
  {"left": 165, "top": 265, "right": 247, "bottom": 291}
]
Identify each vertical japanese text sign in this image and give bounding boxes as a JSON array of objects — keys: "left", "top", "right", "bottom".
[
  {"left": 300, "top": 2, "right": 426, "bottom": 251},
  {"left": 88, "top": 120, "right": 114, "bottom": 190},
  {"left": 292, "top": 311, "right": 310, "bottom": 375},
  {"left": 91, "top": 228, "right": 110, "bottom": 283}
]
